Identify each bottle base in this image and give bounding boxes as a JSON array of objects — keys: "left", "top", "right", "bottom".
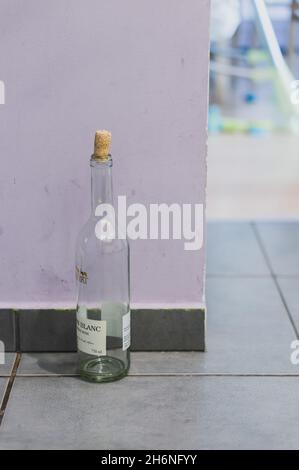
[{"left": 79, "top": 356, "right": 129, "bottom": 383}]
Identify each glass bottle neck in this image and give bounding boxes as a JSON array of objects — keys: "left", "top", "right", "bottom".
[{"left": 90, "top": 158, "right": 113, "bottom": 214}]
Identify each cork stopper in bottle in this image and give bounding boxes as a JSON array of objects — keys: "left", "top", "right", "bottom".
[{"left": 93, "top": 130, "right": 112, "bottom": 161}]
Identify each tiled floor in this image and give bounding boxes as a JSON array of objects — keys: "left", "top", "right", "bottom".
[
  {"left": 208, "top": 135, "right": 299, "bottom": 219},
  {"left": 1, "top": 222, "right": 299, "bottom": 449},
  {"left": 0, "top": 379, "right": 8, "bottom": 407}
]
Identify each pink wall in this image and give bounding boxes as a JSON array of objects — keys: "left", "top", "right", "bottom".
[{"left": 0, "top": 0, "right": 210, "bottom": 309}]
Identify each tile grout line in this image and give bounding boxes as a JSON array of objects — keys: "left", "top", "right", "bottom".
[
  {"left": 272, "top": 278, "right": 299, "bottom": 339},
  {"left": 252, "top": 222, "right": 299, "bottom": 339},
  {"left": 0, "top": 353, "right": 21, "bottom": 427},
  {"left": 11, "top": 372, "right": 299, "bottom": 378}
]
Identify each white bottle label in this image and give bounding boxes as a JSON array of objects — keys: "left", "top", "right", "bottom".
[
  {"left": 122, "top": 311, "right": 131, "bottom": 351},
  {"left": 77, "top": 317, "right": 106, "bottom": 356}
]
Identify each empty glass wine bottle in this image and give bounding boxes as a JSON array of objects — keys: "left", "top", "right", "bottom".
[{"left": 75, "top": 130, "right": 130, "bottom": 382}]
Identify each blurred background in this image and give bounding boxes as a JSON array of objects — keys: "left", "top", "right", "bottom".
[{"left": 208, "top": 0, "right": 299, "bottom": 219}]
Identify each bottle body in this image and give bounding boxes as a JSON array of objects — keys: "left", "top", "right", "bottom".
[
  {"left": 76, "top": 232, "right": 130, "bottom": 382},
  {"left": 76, "top": 148, "right": 130, "bottom": 382}
]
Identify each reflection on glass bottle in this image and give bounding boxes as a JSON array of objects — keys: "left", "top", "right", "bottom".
[{"left": 75, "top": 130, "right": 130, "bottom": 382}]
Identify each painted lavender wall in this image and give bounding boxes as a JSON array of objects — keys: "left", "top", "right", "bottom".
[{"left": 0, "top": 0, "right": 210, "bottom": 309}]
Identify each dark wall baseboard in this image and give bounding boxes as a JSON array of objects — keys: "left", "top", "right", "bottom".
[{"left": 0, "top": 308, "right": 206, "bottom": 352}]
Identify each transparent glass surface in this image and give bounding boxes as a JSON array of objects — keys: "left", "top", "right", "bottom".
[{"left": 75, "top": 157, "right": 130, "bottom": 382}]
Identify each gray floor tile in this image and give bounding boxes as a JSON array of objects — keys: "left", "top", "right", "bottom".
[
  {"left": 207, "top": 222, "right": 269, "bottom": 276},
  {"left": 276, "top": 277, "right": 299, "bottom": 332},
  {"left": 205, "top": 277, "right": 297, "bottom": 374},
  {"left": 17, "top": 278, "right": 298, "bottom": 375},
  {"left": 18, "top": 353, "right": 78, "bottom": 375},
  {"left": 1, "top": 376, "right": 299, "bottom": 449},
  {"left": 0, "top": 353, "right": 16, "bottom": 376},
  {"left": 256, "top": 222, "right": 299, "bottom": 276},
  {"left": 0, "top": 378, "right": 8, "bottom": 406},
  {"left": 18, "top": 352, "right": 209, "bottom": 376}
]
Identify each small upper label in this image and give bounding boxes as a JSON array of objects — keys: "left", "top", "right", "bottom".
[
  {"left": 76, "top": 266, "right": 88, "bottom": 285},
  {"left": 122, "top": 311, "right": 131, "bottom": 351}
]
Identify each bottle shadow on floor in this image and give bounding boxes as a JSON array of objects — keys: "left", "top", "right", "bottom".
[{"left": 25, "top": 352, "right": 78, "bottom": 376}]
